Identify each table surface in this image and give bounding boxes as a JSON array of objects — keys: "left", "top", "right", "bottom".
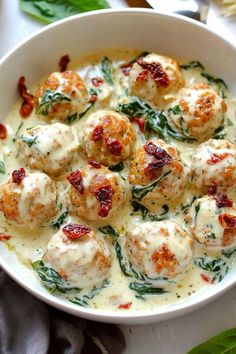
[{"left": 0, "top": 1, "right": 236, "bottom": 353}]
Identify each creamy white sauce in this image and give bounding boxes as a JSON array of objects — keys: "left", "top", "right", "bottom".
[{"left": 1, "top": 48, "right": 236, "bottom": 312}]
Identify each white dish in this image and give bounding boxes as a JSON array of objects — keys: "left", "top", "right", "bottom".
[{"left": 0, "top": 9, "right": 236, "bottom": 325}]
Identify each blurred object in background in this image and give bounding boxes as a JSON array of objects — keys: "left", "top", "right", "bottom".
[
  {"left": 146, "top": 0, "right": 210, "bottom": 22},
  {"left": 220, "top": 0, "right": 236, "bottom": 16}
]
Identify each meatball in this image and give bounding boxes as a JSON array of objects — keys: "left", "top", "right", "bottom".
[
  {"left": 35, "top": 71, "right": 88, "bottom": 121},
  {"left": 80, "top": 110, "right": 136, "bottom": 166},
  {"left": 191, "top": 139, "right": 236, "bottom": 190},
  {"left": 129, "top": 53, "right": 184, "bottom": 107},
  {"left": 167, "top": 83, "right": 227, "bottom": 140},
  {"left": 16, "top": 123, "right": 79, "bottom": 177},
  {"left": 124, "top": 221, "right": 193, "bottom": 281},
  {"left": 0, "top": 169, "right": 57, "bottom": 228},
  {"left": 67, "top": 164, "right": 128, "bottom": 221},
  {"left": 44, "top": 224, "right": 111, "bottom": 288},
  {"left": 128, "top": 139, "right": 188, "bottom": 206},
  {"left": 185, "top": 195, "right": 236, "bottom": 248}
]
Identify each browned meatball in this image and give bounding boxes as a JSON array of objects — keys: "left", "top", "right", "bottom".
[
  {"left": 80, "top": 110, "right": 136, "bottom": 166},
  {"left": 35, "top": 71, "right": 88, "bottom": 121},
  {"left": 67, "top": 164, "right": 128, "bottom": 221},
  {"left": 0, "top": 169, "right": 57, "bottom": 228}
]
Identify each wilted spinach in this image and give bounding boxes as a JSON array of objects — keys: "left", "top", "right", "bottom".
[
  {"left": 36, "top": 90, "right": 71, "bottom": 116},
  {"left": 32, "top": 260, "right": 80, "bottom": 293},
  {"left": 101, "top": 57, "right": 113, "bottom": 86},
  {"left": 70, "top": 279, "right": 109, "bottom": 307},
  {"left": 51, "top": 209, "right": 68, "bottom": 229}
]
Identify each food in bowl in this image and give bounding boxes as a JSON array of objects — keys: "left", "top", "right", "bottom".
[{"left": 0, "top": 48, "right": 236, "bottom": 312}]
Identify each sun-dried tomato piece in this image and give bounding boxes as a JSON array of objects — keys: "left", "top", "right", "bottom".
[
  {"left": 215, "top": 194, "right": 233, "bottom": 208},
  {"left": 0, "top": 234, "right": 12, "bottom": 241},
  {"left": 207, "top": 153, "right": 230, "bottom": 165},
  {"left": 118, "top": 302, "right": 132, "bottom": 309},
  {"left": 17, "top": 76, "right": 34, "bottom": 118},
  {"left": 88, "top": 95, "right": 98, "bottom": 103},
  {"left": 219, "top": 213, "right": 236, "bottom": 228},
  {"left": 0, "top": 123, "right": 7, "bottom": 140},
  {"left": 144, "top": 142, "right": 172, "bottom": 176},
  {"left": 136, "top": 69, "right": 149, "bottom": 82},
  {"left": 59, "top": 54, "right": 70, "bottom": 72},
  {"left": 120, "top": 63, "right": 133, "bottom": 76},
  {"left": 95, "top": 184, "right": 114, "bottom": 217},
  {"left": 106, "top": 137, "right": 123, "bottom": 156},
  {"left": 136, "top": 58, "right": 170, "bottom": 87},
  {"left": 133, "top": 117, "right": 145, "bottom": 133},
  {"left": 92, "top": 125, "right": 104, "bottom": 142},
  {"left": 62, "top": 223, "right": 91, "bottom": 240},
  {"left": 89, "top": 160, "right": 101, "bottom": 169},
  {"left": 92, "top": 77, "right": 104, "bottom": 87},
  {"left": 200, "top": 273, "right": 211, "bottom": 283},
  {"left": 66, "top": 170, "right": 84, "bottom": 194},
  {"left": 208, "top": 182, "right": 217, "bottom": 196},
  {"left": 12, "top": 168, "right": 26, "bottom": 184}
]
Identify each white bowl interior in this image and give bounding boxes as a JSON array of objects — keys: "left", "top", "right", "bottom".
[{"left": 0, "top": 9, "right": 236, "bottom": 324}]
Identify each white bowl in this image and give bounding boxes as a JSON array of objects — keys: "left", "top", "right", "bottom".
[{"left": 0, "top": 9, "right": 236, "bottom": 325}]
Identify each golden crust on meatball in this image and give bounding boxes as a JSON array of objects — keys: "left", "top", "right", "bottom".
[
  {"left": 44, "top": 224, "right": 111, "bottom": 288},
  {"left": 128, "top": 139, "right": 188, "bottom": 205},
  {"left": 67, "top": 164, "right": 128, "bottom": 221},
  {"left": 185, "top": 194, "right": 236, "bottom": 249},
  {"left": 129, "top": 53, "right": 184, "bottom": 107},
  {"left": 80, "top": 110, "right": 136, "bottom": 166},
  {"left": 191, "top": 139, "right": 236, "bottom": 190},
  {"left": 35, "top": 70, "right": 88, "bottom": 121},
  {"left": 0, "top": 169, "right": 57, "bottom": 228},
  {"left": 124, "top": 221, "right": 193, "bottom": 280},
  {"left": 167, "top": 83, "right": 227, "bottom": 140},
  {"left": 16, "top": 123, "right": 79, "bottom": 177}
]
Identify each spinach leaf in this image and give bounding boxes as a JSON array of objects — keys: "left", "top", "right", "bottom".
[
  {"left": 201, "top": 71, "right": 227, "bottom": 89},
  {"left": 117, "top": 97, "right": 166, "bottom": 138},
  {"left": 108, "top": 162, "right": 124, "bottom": 172},
  {"left": 131, "top": 201, "right": 169, "bottom": 221},
  {"left": 0, "top": 161, "right": 5, "bottom": 174},
  {"left": 168, "top": 105, "right": 181, "bottom": 115},
  {"left": 131, "top": 201, "right": 149, "bottom": 219},
  {"left": 101, "top": 57, "right": 113, "bottom": 86},
  {"left": 32, "top": 260, "right": 80, "bottom": 293},
  {"left": 99, "top": 226, "right": 169, "bottom": 283},
  {"left": 117, "top": 97, "right": 196, "bottom": 142},
  {"left": 70, "top": 279, "right": 109, "bottom": 307},
  {"left": 194, "top": 203, "right": 200, "bottom": 223},
  {"left": 51, "top": 210, "right": 68, "bottom": 229},
  {"left": 206, "top": 232, "right": 216, "bottom": 240},
  {"left": 20, "top": 0, "right": 110, "bottom": 24},
  {"left": 132, "top": 170, "right": 172, "bottom": 201},
  {"left": 194, "top": 257, "right": 228, "bottom": 282},
  {"left": 13, "top": 122, "right": 24, "bottom": 142},
  {"left": 67, "top": 102, "right": 95, "bottom": 124},
  {"left": 187, "top": 327, "right": 236, "bottom": 354},
  {"left": 181, "top": 196, "right": 200, "bottom": 214},
  {"left": 221, "top": 247, "right": 236, "bottom": 259},
  {"left": 227, "top": 118, "right": 233, "bottom": 127},
  {"left": 129, "top": 282, "right": 168, "bottom": 296},
  {"left": 180, "top": 61, "right": 204, "bottom": 70},
  {"left": 213, "top": 124, "right": 226, "bottom": 139},
  {"left": 98, "top": 225, "right": 119, "bottom": 242},
  {"left": 165, "top": 122, "right": 196, "bottom": 143},
  {"left": 36, "top": 90, "right": 71, "bottom": 116},
  {"left": 21, "top": 135, "right": 38, "bottom": 147}
]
